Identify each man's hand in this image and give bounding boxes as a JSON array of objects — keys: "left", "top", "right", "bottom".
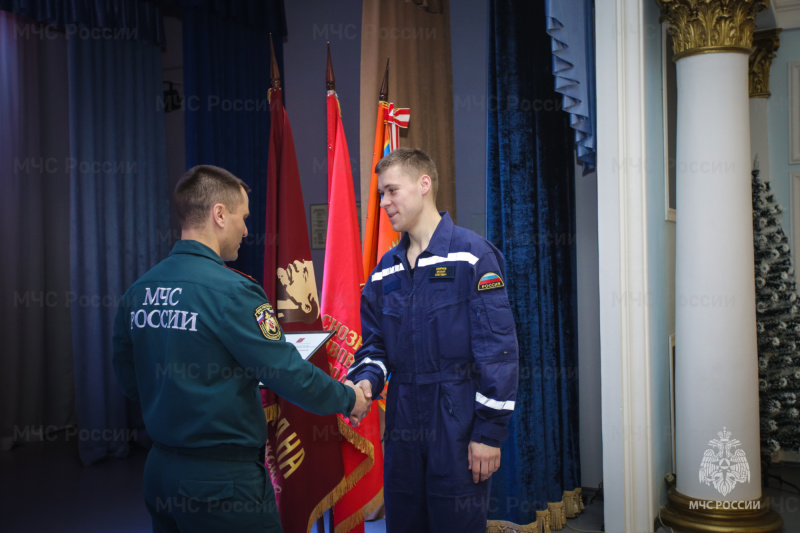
[
  {"left": 355, "top": 380, "right": 372, "bottom": 401},
  {"left": 468, "top": 441, "right": 501, "bottom": 483},
  {"left": 345, "top": 380, "right": 371, "bottom": 427}
]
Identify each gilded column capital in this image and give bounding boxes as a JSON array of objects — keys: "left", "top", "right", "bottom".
[
  {"left": 749, "top": 29, "right": 781, "bottom": 98},
  {"left": 655, "top": 0, "right": 769, "bottom": 61}
]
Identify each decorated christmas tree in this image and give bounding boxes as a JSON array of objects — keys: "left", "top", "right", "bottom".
[{"left": 752, "top": 166, "right": 800, "bottom": 460}]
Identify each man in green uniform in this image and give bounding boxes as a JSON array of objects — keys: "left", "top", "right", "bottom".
[{"left": 112, "top": 165, "right": 370, "bottom": 532}]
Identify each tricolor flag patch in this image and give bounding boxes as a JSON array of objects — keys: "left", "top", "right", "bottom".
[
  {"left": 478, "top": 272, "right": 505, "bottom": 291},
  {"left": 255, "top": 302, "right": 282, "bottom": 340}
]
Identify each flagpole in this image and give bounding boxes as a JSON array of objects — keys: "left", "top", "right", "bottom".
[
  {"left": 317, "top": 46, "right": 335, "bottom": 533},
  {"left": 269, "top": 33, "right": 281, "bottom": 90},
  {"left": 361, "top": 60, "right": 390, "bottom": 281},
  {"left": 326, "top": 42, "right": 335, "bottom": 91}
]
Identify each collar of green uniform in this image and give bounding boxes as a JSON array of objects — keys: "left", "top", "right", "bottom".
[
  {"left": 396, "top": 211, "right": 454, "bottom": 260},
  {"left": 169, "top": 239, "right": 225, "bottom": 266}
]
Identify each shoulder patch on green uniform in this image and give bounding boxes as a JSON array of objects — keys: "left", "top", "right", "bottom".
[
  {"left": 255, "top": 303, "right": 282, "bottom": 340},
  {"left": 478, "top": 272, "right": 505, "bottom": 291}
]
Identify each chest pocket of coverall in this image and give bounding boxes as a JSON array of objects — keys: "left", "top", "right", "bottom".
[
  {"left": 381, "top": 281, "right": 404, "bottom": 358},
  {"left": 427, "top": 283, "right": 469, "bottom": 361}
]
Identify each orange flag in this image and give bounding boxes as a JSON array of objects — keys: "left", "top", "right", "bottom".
[
  {"left": 360, "top": 62, "right": 409, "bottom": 411},
  {"left": 322, "top": 49, "right": 384, "bottom": 533},
  {"left": 361, "top": 63, "right": 403, "bottom": 283}
]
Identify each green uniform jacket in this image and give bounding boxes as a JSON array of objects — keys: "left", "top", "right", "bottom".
[{"left": 112, "top": 240, "right": 355, "bottom": 449}]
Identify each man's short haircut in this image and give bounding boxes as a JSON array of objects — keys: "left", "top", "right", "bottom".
[
  {"left": 174, "top": 165, "right": 251, "bottom": 229},
  {"left": 375, "top": 147, "right": 438, "bottom": 199}
]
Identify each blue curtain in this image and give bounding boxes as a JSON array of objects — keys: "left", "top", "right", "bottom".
[
  {"left": 0, "top": 0, "right": 164, "bottom": 46},
  {"left": 68, "top": 33, "right": 170, "bottom": 465},
  {"left": 487, "top": 0, "right": 581, "bottom": 528},
  {"left": 182, "top": 1, "right": 286, "bottom": 283},
  {"left": 1, "top": 11, "right": 75, "bottom": 452},
  {"left": 545, "top": 0, "right": 596, "bottom": 171}
]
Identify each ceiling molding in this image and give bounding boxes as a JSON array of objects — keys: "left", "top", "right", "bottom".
[{"left": 756, "top": 0, "right": 800, "bottom": 30}]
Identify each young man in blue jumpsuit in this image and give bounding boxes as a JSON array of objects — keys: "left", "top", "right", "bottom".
[
  {"left": 347, "top": 148, "right": 519, "bottom": 532},
  {"left": 113, "top": 165, "right": 370, "bottom": 533}
]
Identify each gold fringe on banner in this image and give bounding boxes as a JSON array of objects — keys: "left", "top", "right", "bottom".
[
  {"left": 332, "top": 487, "right": 385, "bottom": 533},
  {"left": 334, "top": 510, "right": 365, "bottom": 533},
  {"left": 261, "top": 408, "right": 378, "bottom": 533},
  {"left": 263, "top": 404, "right": 279, "bottom": 423},
  {"left": 305, "top": 473, "right": 348, "bottom": 533},
  {"left": 486, "top": 489, "right": 584, "bottom": 532},
  {"left": 337, "top": 417, "right": 376, "bottom": 456},
  {"left": 331, "top": 416, "right": 380, "bottom": 533},
  {"left": 362, "top": 487, "right": 385, "bottom": 519}
]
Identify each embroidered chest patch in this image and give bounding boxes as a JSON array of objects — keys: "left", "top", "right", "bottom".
[
  {"left": 255, "top": 302, "right": 282, "bottom": 340},
  {"left": 477, "top": 272, "right": 505, "bottom": 291},
  {"left": 429, "top": 265, "right": 454, "bottom": 279}
]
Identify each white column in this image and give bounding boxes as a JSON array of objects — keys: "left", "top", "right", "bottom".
[{"left": 674, "top": 51, "right": 762, "bottom": 501}]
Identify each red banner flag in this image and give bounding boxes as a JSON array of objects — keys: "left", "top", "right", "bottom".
[
  {"left": 323, "top": 83, "right": 384, "bottom": 532},
  {"left": 262, "top": 84, "right": 346, "bottom": 533}
]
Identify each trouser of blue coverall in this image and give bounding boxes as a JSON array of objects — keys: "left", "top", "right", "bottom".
[
  {"left": 143, "top": 443, "right": 281, "bottom": 532},
  {"left": 383, "top": 380, "right": 491, "bottom": 533}
]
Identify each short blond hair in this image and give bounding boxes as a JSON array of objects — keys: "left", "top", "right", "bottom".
[{"left": 375, "top": 147, "right": 438, "bottom": 200}]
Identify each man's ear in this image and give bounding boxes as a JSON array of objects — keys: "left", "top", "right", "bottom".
[
  {"left": 211, "top": 203, "right": 226, "bottom": 229},
  {"left": 419, "top": 174, "right": 432, "bottom": 196}
]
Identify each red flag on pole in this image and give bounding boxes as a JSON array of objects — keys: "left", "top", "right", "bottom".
[
  {"left": 323, "top": 46, "right": 384, "bottom": 533},
  {"left": 261, "top": 38, "right": 346, "bottom": 533}
]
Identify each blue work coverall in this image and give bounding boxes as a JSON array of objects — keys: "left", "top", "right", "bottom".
[
  {"left": 348, "top": 212, "right": 519, "bottom": 532},
  {"left": 112, "top": 240, "right": 356, "bottom": 533}
]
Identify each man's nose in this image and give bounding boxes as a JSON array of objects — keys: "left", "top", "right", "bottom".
[{"left": 379, "top": 194, "right": 389, "bottom": 209}]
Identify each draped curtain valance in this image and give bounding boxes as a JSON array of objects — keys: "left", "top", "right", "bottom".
[
  {"left": 0, "top": 0, "right": 165, "bottom": 45},
  {"left": 172, "top": 0, "right": 285, "bottom": 34},
  {"left": 545, "top": 0, "right": 596, "bottom": 171}
]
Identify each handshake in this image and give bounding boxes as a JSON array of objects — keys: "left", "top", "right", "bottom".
[{"left": 344, "top": 380, "right": 373, "bottom": 428}]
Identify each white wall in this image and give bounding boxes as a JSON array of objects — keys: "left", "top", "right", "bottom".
[
  {"left": 575, "top": 165, "right": 603, "bottom": 489},
  {"left": 596, "top": 1, "right": 676, "bottom": 529},
  {"left": 643, "top": 0, "right": 677, "bottom": 509},
  {"left": 767, "top": 28, "right": 800, "bottom": 263}
]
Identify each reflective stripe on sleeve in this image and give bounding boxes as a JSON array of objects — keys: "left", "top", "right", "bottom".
[
  {"left": 371, "top": 264, "right": 405, "bottom": 282},
  {"left": 475, "top": 392, "right": 515, "bottom": 411},
  {"left": 417, "top": 252, "right": 479, "bottom": 268},
  {"left": 349, "top": 357, "right": 388, "bottom": 379}
]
